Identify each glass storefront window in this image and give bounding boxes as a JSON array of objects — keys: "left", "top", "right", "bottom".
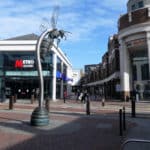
[
  {"left": 0, "top": 54, "right": 3, "bottom": 69},
  {"left": 0, "top": 51, "right": 53, "bottom": 76},
  {"left": 0, "top": 51, "right": 53, "bottom": 99},
  {"left": 63, "top": 64, "right": 67, "bottom": 83},
  {"left": 141, "top": 64, "right": 149, "bottom": 80},
  {"left": 143, "top": 83, "right": 150, "bottom": 98},
  {"left": 57, "top": 57, "right": 61, "bottom": 72},
  {"left": 3, "top": 51, "right": 36, "bottom": 71},
  {"left": 56, "top": 81, "right": 61, "bottom": 99},
  {"left": 42, "top": 52, "right": 53, "bottom": 71},
  {"left": 132, "top": 65, "right": 137, "bottom": 81}
]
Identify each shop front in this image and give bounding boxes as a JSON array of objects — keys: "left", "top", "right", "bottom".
[
  {"left": 0, "top": 33, "right": 73, "bottom": 101},
  {"left": 0, "top": 51, "right": 53, "bottom": 100}
]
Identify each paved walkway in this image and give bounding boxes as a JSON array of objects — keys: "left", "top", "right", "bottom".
[{"left": 0, "top": 99, "right": 150, "bottom": 150}]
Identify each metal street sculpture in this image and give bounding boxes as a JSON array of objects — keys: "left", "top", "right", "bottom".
[{"left": 30, "top": 6, "right": 69, "bottom": 126}]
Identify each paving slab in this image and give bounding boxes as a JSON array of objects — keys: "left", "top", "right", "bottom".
[{"left": 0, "top": 100, "right": 150, "bottom": 150}]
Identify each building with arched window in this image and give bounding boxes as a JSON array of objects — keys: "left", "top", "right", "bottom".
[{"left": 0, "top": 33, "right": 73, "bottom": 101}]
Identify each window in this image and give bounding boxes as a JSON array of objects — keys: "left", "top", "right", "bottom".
[
  {"left": 132, "top": 65, "right": 137, "bottom": 81},
  {"left": 138, "top": 1, "right": 144, "bottom": 8},
  {"left": 131, "top": 4, "right": 136, "bottom": 11},
  {"left": 0, "top": 54, "right": 3, "bottom": 69},
  {"left": 57, "top": 57, "right": 61, "bottom": 72},
  {"left": 141, "top": 64, "right": 149, "bottom": 80},
  {"left": 3, "top": 52, "right": 36, "bottom": 71}
]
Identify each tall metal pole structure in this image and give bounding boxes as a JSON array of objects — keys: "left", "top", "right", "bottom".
[
  {"left": 30, "top": 29, "right": 53, "bottom": 126},
  {"left": 30, "top": 26, "right": 68, "bottom": 126},
  {"left": 36, "top": 29, "right": 53, "bottom": 108}
]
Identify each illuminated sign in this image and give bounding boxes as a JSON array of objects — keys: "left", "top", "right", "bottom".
[
  {"left": 15, "top": 60, "right": 23, "bottom": 68},
  {"left": 15, "top": 59, "right": 34, "bottom": 68}
]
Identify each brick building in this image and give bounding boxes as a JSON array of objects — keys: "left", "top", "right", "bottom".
[
  {"left": 81, "top": 0, "right": 150, "bottom": 100},
  {"left": 82, "top": 35, "right": 120, "bottom": 99}
]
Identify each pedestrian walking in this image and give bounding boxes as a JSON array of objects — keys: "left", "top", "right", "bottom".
[
  {"left": 76, "top": 89, "right": 80, "bottom": 101},
  {"left": 63, "top": 90, "right": 67, "bottom": 103},
  {"left": 81, "top": 90, "right": 88, "bottom": 103},
  {"left": 78, "top": 92, "right": 83, "bottom": 102}
]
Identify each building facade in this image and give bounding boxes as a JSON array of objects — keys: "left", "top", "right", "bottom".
[
  {"left": 81, "top": 35, "right": 120, "bottom": 99},
  {"left": 118, "top": 0, "right": 150, "bottom": 99},
  {"left": 0, "top": 34, "right": 73, "bottom": 101},
  {"left": 84, "top": 64, "right": 100, "bottom": 74},
  {"left": 82, "top": 0, "right": 150, "bottom": 100}
]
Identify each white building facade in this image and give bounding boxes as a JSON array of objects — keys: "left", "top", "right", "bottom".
[{"left": 0, "top": 34, "right": 73, "bottom": 101}]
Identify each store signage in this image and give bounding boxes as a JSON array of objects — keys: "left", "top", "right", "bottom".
[{"left": 15, "top": 59, "right": 34, "bottom": 68}]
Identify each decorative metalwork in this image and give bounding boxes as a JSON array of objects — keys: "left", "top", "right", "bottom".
[
  {"left": 31, "top": 6, "right": 70, "bottom": 126},
  {"left": 37, "top": 28, "right": 67, "bottom": 108}
]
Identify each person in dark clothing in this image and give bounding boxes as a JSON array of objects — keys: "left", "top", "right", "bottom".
[
  {"left": 63, "top": 90, "right": 67, "bottom": 103},
  {"left": 76, "top": 89, "right": 80, "bottom": 101},
  {"left": 81, "top": 90, "right": 88, "bottom": 103}
]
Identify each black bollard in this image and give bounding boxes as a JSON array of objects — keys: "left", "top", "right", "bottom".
[
  {"left": 45, "top": 97, "right": 50, "bottom": 112},
  {"left": 86, "top": 99, "right": 90, "bottom": 115},
  {"left": 102, "top": 98, "right": 105, "bottom": 107},
  {"left": 9, "top": 95, "right": 14, "bottom": 110},
  {"left": 123, "top": 106, "right": 126, "bottom": 131},
  {"left": 119, "top": 109, "right": 123, "bottom": 136},
  {"left": 131, "top": 97, "right": 136, "bottom": 118},
  {"left": 31, "top": 94, "right": 35, "bottom": 104}
]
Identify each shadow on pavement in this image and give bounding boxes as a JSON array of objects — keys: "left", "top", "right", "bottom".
[{"left": 0, "top": 111, "right": 123, "bottom": 150}]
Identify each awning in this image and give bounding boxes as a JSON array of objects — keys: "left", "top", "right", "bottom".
[{"left": 83, "top": 72, "right": 120, "bottom": 86}]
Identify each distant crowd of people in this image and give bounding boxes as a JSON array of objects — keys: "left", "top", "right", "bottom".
[
  {"left": 76, "top": 89, "right": 89, "bottom": 103},
  {"left": 62, "top": 88, "right": 100, "bottom": 104}
]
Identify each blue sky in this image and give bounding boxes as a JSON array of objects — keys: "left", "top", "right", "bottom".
[{"left": 0, "top": 0, "right": 128, "bottom": 70}]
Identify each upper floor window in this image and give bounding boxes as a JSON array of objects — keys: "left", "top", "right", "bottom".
[
  {"left": 131, "top": 4, "right": 136, "bottom": 11},
  {"left": 131, "top": 1, "right": 144, "bottom": 11},
  {"left": 138, "top": 1, "right": 144, "bottom": 8}
]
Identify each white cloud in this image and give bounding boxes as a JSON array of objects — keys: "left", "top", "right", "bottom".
[
  {"left": 0, "top": 16, "right": 40, "bottom": 39},
  {"left": 0, "top": 0, "right": 127, "bottom": 41},
  {"left": 0, "top": 0, "right": 14, "bottom": 7},
  {"left": 101, "top": 0, "right": 128, "bottom": 11},
  {"left": 57, "top": 11, "right": 116, "bottom": 42}
]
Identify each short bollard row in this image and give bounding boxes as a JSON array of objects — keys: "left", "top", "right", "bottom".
[
  {"left": 9, "top": 94, "right": 36, "bottom": 110},
  {"left": 119, "top": 107, "right": 126, "bottom": 136}
]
